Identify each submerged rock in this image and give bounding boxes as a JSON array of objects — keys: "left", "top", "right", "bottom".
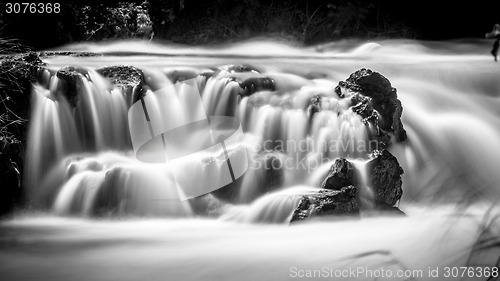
[
  {"left": 290, "top": 186, "right": 359, "bottom": 222},
  {"left": 211, "top": 151, "right": 284, "bottom": 203},
  {"left": 239, "top": 77, "right": 276, "bottom": 96},
  {"left": 335, "top": 68, "right": 407, "bottom": 146}
]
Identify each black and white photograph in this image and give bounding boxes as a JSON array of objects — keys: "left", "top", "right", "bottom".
[{"left": 1, "top": 1, "right": 500, "bottom": 280}]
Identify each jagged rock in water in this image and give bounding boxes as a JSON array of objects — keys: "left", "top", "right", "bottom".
[
  {"left": 307, "top": 95, "right": 322, "bottom": 121},
  {"left": 55, "top": 66, "right": 90, "bottom": 107},
  {"left": 335, "top": 68, "right": 407, "bottom": 148},
  {"left": 239, "top": 77, "right": 276, "bottom": 96},
  {"left": 96, "top": 65, "right": 145, "bottom": 105},
  {"left": 322, "top": 150, "right": 403, "bottom": 207},
  {"left": 321, "top": 158, "right": 355, "bottom": 191},
  {"left": 290, "top": 186, "right": 359, "bottom": 222},
  {"left": 367, "top": 149, "right": 404, "bottom": 207},
  {"left": 296, "top": 149, "right": 404, "bottom": 222}
]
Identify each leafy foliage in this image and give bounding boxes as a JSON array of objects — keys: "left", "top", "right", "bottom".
[
  {"left": 0, "top": 0, "right": 416, "bottom": 48},
  {"left": 73, "top": 2, "right": 153, "bottom": 40}
]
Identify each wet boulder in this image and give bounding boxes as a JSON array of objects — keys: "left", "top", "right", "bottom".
[
  {"left": 321, "top": 158, "right": 355, "bottom": 191},
  {"left": 56, "top": 66, "right": 91, "bottom": 107},
  {"left": 290, "top": 186, "right": 359, "bottom": 222},
  {"left": 97, "top": 65, "right": 143, "bottom": 87},
  {"left": 367, "top": 149, "right": 404, "bottom": 207},
  {"left": 307, "top": 95, "right": 322, "bottom": 121},
  {"left": 321, "top": 150, "right": 403, "bottom": 207},
  {"left": 335, "top": 68, "right": 407, "bottom": 146},
  {"left": 96, "top": 65, "right": 145, "bottom": 106},
  {"left": 239, "top": 77, "right": 276, "bottom": 96}
]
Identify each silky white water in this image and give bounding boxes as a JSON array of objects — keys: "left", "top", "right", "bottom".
[{"left": 1, "top": 39, "right": 500, "bottom": 281}]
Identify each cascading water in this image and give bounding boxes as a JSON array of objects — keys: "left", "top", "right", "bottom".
[{"left": 2, "top": 39, "right": 500, "bottom": 281}]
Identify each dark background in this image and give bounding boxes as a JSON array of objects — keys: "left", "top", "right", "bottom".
[{"left": 0, "top": 0, "right": 499, "bottom": 50}]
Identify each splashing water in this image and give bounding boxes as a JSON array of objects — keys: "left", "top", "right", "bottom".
[{"left": 2, "top": 39, "right": 500, "bottom": 280}]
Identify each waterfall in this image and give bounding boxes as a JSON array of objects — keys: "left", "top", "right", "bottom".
[
  {"left": 351, "top": 160, "right": 375, "bottom": 211},
  {"left": 4, "top": 40, "right": 500, "bottom": 281},
  {"left": 22, "top": 40, "right": 500, "bottom": 220}
]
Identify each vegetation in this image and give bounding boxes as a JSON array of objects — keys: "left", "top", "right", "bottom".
[
  {"left": 0, "top": 39, "right": 43, "bottom": 216},
  {"left": 0, "top": 0, "right": 416, "bottom": 49}
]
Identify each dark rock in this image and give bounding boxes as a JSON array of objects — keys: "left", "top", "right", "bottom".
[
  {"left": 239, "top": 77, "right": 276, "bottom": 96},
  {"left": 96, "top": 65, "right": 145, "bottom": 105},
  {"left": 367, "top": 149, "right": 404, "bottom": 207},
  {"left": 290, "top": 186, "right": 359, "bottom": 222},
  {"left": 303, "top": 149, "right": 404, "bottom": 221},
  {"left": 335, "top": 68, "right": 407, "bottom": 145},
  {"left": 349, "top": 93, "right": 391, "bottom": 148},
  {"left": 93, "top": 168, "right": 125, "bottom": 216},
  {"left": 321, "top": 158, "right": 355, "bottom": 191},
  {"left": 199, "top": 70, "right": 215, "bottom": 79},
  {"left": 56, "top": 66, "right": 90, "bottom": 107},
  {"left": 373, "top": 202, "right": 405, "bottom": 216},
  {"left": 96, "top": 65, "right": 143, "bottom": 87},
  {"left": 39, "top": 51, "right": 102, "bottom": 57},
  {"left": 307, "top": 95, "right": 322, "bottom": 121},
  {"left": 260, "top": 152, "right": 285, "bottom": 192}
]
